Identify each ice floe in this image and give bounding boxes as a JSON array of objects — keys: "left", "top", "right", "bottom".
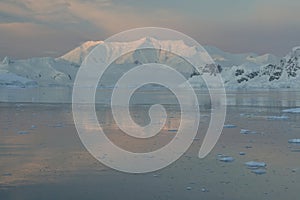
[
  {"left": 251, "top": 169, "right": 267, "bottom": 175},
  {"left": 17, "top": 131, "right": 29, "bottom": 135},
  {"left": 282, "top": 108, "right": 300, "bottom": 113},
  {"left": 223, "top": 124, "right": 237, "bottom": 128},
  {"left": 245, "top": 161, "right": 267, "bottom": 175},
  {"left": 186, "top": 186, "right": 192, "bottom": 190},
  {"left": 245, "top": 161, "right": 267, "bottom": 168},
  {"left": 240, "top": 129, "right": 257, "bottom": 134},
  {"left": 218, "top": 156, "right": 235, "bottom": 163},
  {"left": 288, "top": 139, "right": 300, "bottom": 144},
  {"left": 267, "top": 116, "right": 289, "bottom": 120}
]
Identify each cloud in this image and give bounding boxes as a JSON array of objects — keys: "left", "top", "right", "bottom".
[{"left": 0, "top": 0, "right": 299, "bottom": 58}]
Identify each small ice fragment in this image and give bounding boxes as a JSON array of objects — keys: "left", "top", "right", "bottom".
[
  {"left": 267, "top": 116, "right": 289, "bottom": 120},
  {"left": 240, "top": 129, "right": 251, "bottom": 134},
  {"left": 224, "top": 124, "right": 237, "bottom": 128},
  {"left": 288, "top": 139, "right": 300, "bottom": 144},
  {"left": 201, "top": 188, "right": 207, "bottom": 192},
  {"left": 186, "top": 186, "right": 192, "bottom": 190},
  {"left": 218, "top": 156, "right": 235, "bottom": 163},
  {"left": 245, "top": 161, "right": 266, "bottom": 168},
  {"left": 2, "top": 173, "right": 12, "bottom": 177},
  {"left": 292, "top": 168, "right": 299, "bottom": 173},
  {"left": 153, "top": 174, "right": 159, "bottom": 177},
  {"left": 239, "top": 152, "right": 246, "bottom": 155},
  {"left": 50, "top": 123, "right": 64, "bottom": 128},
  {"left": 290, "top": 149, "right": 300, "bottom": 152},
  {"left": 251, "top": 169, "right": 267, "bottom": 175},
  {"left": 31, "top": 125, "right": 36, "bottom": 129},
  {"left": 17, "top": 131, "right": 29, "bottom": 135},
  {"left": 282, "top": 108, "right": 300, "bottom": 113}
]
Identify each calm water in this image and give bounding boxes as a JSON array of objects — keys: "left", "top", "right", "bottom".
[{"left": 0, "top": 89, "right": 300, "bottom": 200}]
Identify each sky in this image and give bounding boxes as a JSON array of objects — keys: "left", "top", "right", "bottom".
[{"left": 0, "top": 0, "right": 299, "bottom": 59}]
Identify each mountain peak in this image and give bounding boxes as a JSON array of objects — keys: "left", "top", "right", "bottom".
[
  {"left": 2, "top": 56, "right": 12, "bottom": 65},
  {"left": 59, "top": 40, "right": 103, "bottom": 64}
]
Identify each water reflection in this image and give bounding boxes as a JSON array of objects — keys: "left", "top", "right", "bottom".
[
  {"left": 1, "top": 87, "right": 300, "bottom": 108},
  {"left": 1, "top": 90, "right": 300, "bottom": 200}
]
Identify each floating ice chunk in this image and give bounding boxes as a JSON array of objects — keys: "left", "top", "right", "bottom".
[
  {"left": 186, "top": 186, "right": 192, "bottom": 190},
  {"left": 224, "top": 124, "right": 237, "bottom": 128},
  {"left": 245, "top": 161, "right": 266, "bottom": 168},
  {"left": 2, "top": 173, "right": 12, "bottom": 176},
  {"left": 292, "top": 168, "right": 299, "bottom": 173},
  {"left": 267, "top": 116, "right": 289, "bottom": 120},
  {"left": 31, "top": 125, "right": 36, "bottom": 129},
  {"left": 282, "top": 108, "right": 300, "bottom": 113},
  {"left": 251, "top": 169, "right": 267, "bottom": 175},
  {"left": 240, "top": 129, "right": 257, "bottom": 134},
  {"left": 17, "top": 131, "right": 29, "bottom": 135},
  {"left": 290, "top": 149, "right": 300, "bottom": 152},
  {"left": 49, "top": 123, "right": 64, "bottom": 128},
  {"left": 240, "top": 129, "right": 251, "bottom": 134},
  {"left": 288, "top": 139, "right": 300, "bottom": 144},
  {"left": 201, "top": 187, "right": 208, "bottom": 192},
  {"left": 239, "top": 152, "right": 246, "bottom": 155},
  {"left": 218, "top": 156, "right": 235, "bottom": 163}
]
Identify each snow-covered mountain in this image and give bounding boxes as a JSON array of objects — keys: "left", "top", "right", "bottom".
[
  {"left": 60, "top": 41, "right": 104, "bottom": 66},
  {"left": 204, "top": 45, "right": 279, "bottom": 68},
  {"left": 58, "top": 39, "right": 280, "bottom": 68},
  {"left": 0, "top": 38, "right": 299, "bottom": 89},
  {"left": 222, "top": 46, "right": 300, "bottom": 88},
  {"left": 0, "top": 56, "right": 78, "bottom": 87}
]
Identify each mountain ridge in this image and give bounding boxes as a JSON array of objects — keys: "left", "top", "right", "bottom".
[{"left": 0, "top": 38, "right": 299, "bottom": 89}]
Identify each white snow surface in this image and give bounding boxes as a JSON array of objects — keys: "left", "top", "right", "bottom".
[{"left": 1, "top": 38, "right": 300, "bottom": 89}]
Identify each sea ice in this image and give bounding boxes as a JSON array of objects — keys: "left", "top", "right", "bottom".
[
  {"left": 245, "top": 161, "right": 266, "bottom": 168},
  {"left": 288, "top": 139, "right": 300, "bottom": 144},
  {"left": 218, "top": 156, "right": 235, "bottom": 163},
  {"left": 2, "top": 173, "right": 12, "bottom": 177},
  {"left": 240, "top": 129, "right": 257, "bottom": 134},
  {"left": 186, "top": 186, "right": 192, "bottom": 190},
  {"left": 267, "top": 116, "right": 289, "bottom": 120},
  {"left": 17, "top": 131, "right": 29, "bottom": 135},
  {"left": 251, "top": 169, "right": 267, "bottom": 175},
  {"left": 223, "top": 124, "right": 237, "bottom": 128},
  {"left": 49, "top": 123, "right": 64, "bottom": 128},
  {"left": 282, "top": 108, "right": 300, "bottom": 113}
]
